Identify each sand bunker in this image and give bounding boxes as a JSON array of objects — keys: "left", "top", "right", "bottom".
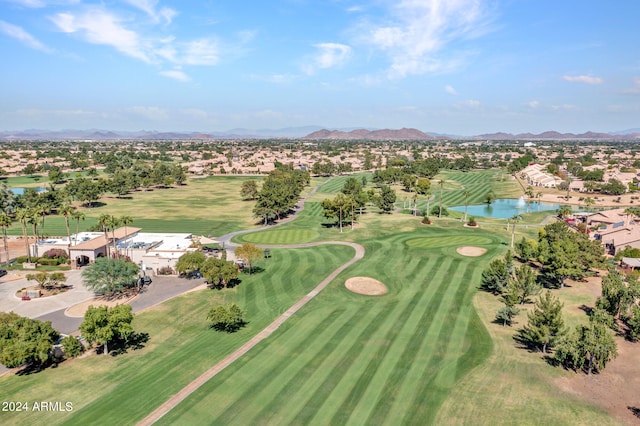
[
  {"left": 456, "top": 246, "right": 487, "bottom": 257},
  {"left": 345, "top": 277, "right": 388, "bottom": 296}
]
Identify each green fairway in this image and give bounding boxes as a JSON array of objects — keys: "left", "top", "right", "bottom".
[
  {"left": 6, "top": 176, "right": 263, "bottom": 237},
  {"left": 157, "top": 226, "right": 502, "bottom": 425},
  {"left": 0, "top": 245, "right": 354, "bottom": 426},
  {"left": 0, "top": 170, "right": 616, "bottom": 425}
]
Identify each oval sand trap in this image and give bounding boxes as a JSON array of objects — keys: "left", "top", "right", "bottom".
[
  {"left": 456, "top": 246, "right": 487, "bottom": 257},
  {"left": 345, "top": 277, "right": 388, "bottom": 296}
]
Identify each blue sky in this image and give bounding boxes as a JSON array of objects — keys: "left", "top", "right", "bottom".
[{"left": 1, "top": 0, "right": 639, "bottom": 135}]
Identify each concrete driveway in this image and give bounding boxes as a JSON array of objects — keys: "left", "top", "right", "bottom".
[{"left": 0, "top": 270, "right": 94, "bottom": 319}]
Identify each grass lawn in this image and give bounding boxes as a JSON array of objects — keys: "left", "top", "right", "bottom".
[
  {"left": 0, "top": 245, "right": 354, "bottom": 426},
  {"left": 434, "top": 289, "right": 616, "bottom": 425},
  {"left": 6, "top": 176, "right": 263, "bottom": 237},
  {"left": 0, "top": 170, "right": 617, "bottom": 425},
  {"left": 158, "top": 226, "right": 503, "bottom": 425}
]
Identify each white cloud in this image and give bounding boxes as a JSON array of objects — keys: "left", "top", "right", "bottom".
[
  {"left": 314, "top": 43, "right": 352, "bottom": 68},
  {"left": 125, "top": 106, "right": 169, "bottom": 120},
  {"left": 359, "top": 0, "right": 494, "bottom": 78},
  {"left": 51, "top": 9, "right": 152, "bottom": 62},
  {"left": 181, "top": 39, "right": 219, "bottom": 65},
  {"left": 456, "top": 99, "right": 480, "bottom": 108},
  {"left": 445, "top": 84, "right": 457, "bottom": 95},
  {"left": 0, "top": 20, "right": 52, "bottom": 52},
  {"left": 528, "top": 100, "right": 540, "bottom": 109},
  {"left": 562, "top": 75, "right": 603, "bottom": 84},
  {"left": 121, "top": 0, "right": 177, "bottom": 25},
  {"left": 5, "top": 0, "right": 80, "bottom": 6},
  {"left": 160, "top": 70, "right": 190, "bottom": 82},
  {"left": 5, "top": 0, "right": 46, "bottom": 7}
]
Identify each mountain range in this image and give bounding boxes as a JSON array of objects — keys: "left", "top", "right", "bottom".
[{"left": 0, "top": 127, "right": 639, "bottom": 141}]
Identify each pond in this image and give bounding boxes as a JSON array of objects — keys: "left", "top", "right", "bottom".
[
  {"left": 449, "top": 197, "right": 563, "bottom": 219},
  {"left": 10, "top": 187, "right": 46, "bottom": 195}
]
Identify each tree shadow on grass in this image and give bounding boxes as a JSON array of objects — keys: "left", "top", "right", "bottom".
[
  {"left": 109, "top": 332, "right": 150, "bottom": 356},
  {"left": 628, "top": 406, "right": 640, "bottom": 419},
  {"left": 15, "top": 361, "right": 49, "bottom": 376},
  {"left": 243, "top": 266, "right": 265, "bottom": 275}
]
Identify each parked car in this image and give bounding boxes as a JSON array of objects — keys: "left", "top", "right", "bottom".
[
  {"left": 0, "top": 269, "right": 7, "bottom": 278},
  {"left": 142, "top": 275, "right": 152, "bottom": 285}
]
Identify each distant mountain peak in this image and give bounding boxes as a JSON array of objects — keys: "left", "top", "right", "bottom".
[{"left": 304, "top": 128, "right": 440, "bottom": 140}]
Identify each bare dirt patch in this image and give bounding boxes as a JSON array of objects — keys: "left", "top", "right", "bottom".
[
  {"left": 65, "top": 294, "right": 138, "bottom": 317},
  {"left": 456, "top": 246, "right": 487, "bottom": 257},
  {"left": 555, "top": 337, "right": 640, "bottom": 425},
  {"left": 345, "top": 276, "right": 388, "bottom": 296}
]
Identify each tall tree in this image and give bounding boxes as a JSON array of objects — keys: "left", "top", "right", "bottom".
[
  {"left": 81, "top": 258, "right": 140, "bottom": 296},
  {"left": 322, "top": 193, "right": 353, "bottom": 232},
  {"left": 481, "top": 257, "right": 510, "bottom": 295},
  {"left": 201, "top": 256, "right": 239, "bottom": 288},
  {"left": 59, "top": 204, "right": 74, "bottom": 255},
  {"left": 374, "top": 185, "right": 396, "bottom": 214},
  {"left": 235, "top": 243, "right": 263, "bottom": 274},
  {"left": 0, "top": 312, "right": 59, "bottom": 368},
  {"left": 512, "top": 263, "right": 541, "bottom": 304},
  {"left": 120, "top": 215, "right": 133, "bottom": 259},
  {"left": 80, "top": 305, "right": 134, "bottom": 355},
  {"left": 15, "top": 208, "right": 32, "bottom": 263},
  {"left": 463, "top": 189, "right": 470, "bottom": 222},
  {"left": 518, "top": 291, "right": 566, "bottom": 353},
  {"left": 72, "top": 209, "right": 86, "bottom": 240},
  {"left": 438, "top": 179, "right": 445, "bottom": 218},
  {"left": 240, "top": 180, "right": 259, "bottom": 200},
  {"left": 175, "top": 251, "right": 206, "bottom": 276},
  {"left": 0, "top": 213, "right": 12, "bottom": 267},
  {"left": 97, "top": 214, "right": 113, "bottom": 258}
]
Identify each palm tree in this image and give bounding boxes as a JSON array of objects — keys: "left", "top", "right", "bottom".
[
  {"left": 110, "top": 216, "right": 121, "bottom": 257},
  {"left": 463, "top": 189, "right": 470, "bottom": 222},
  {"left": 15, "top": 208, "right": 32, "bottom": 263},
  {"left": 438, "top": 179, "right": 445, "bottom": 218},
  {"left": 97, "top": 214, "right": 112, "bottom": 258},
  {"left": 59, "top": 204, "right": 74, "bottom": 255},
  {"left": 72, "top": 209, "right": 86, "bottom": 241},
  {"left": 525, "top": 186, "right": 534, "bottom": 213},
  {"left": 536, "top": 191, "right": 543, "bottom": 210},
  {"left": 120, "top": 215, "right": 133, "bottom": 259},
  {"left": 37, "top": 202, "right": 50, "bottom": 241},
  {"left": 28, "top": 209, "right": 40, "bottom": 245},
  {"left": 0, "top": 213, "right": 12, "bottom": 267},
  {"left": 510, "top": 215, "right": 522, "bottom": 248}
]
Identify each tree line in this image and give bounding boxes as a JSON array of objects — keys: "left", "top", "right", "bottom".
[{"left": 482, "top": 221, "right": 624, "bottom": 375}]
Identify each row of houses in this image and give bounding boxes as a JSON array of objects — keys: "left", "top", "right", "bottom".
[
  {"left": 576, "top": 208, "right": 640, "bottom": 255},
  {"left": 520, "top": 163, "right": 564, "bottom": 188},
  {"left": 30, "top": 227, "right": 197, "bottom": 274}
]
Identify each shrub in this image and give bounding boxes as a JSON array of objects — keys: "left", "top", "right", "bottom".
[
  {"left": 157, "top": 266, "right": 175, "bottom": 276},
  {"left": 43, "top": 249, "right": 68, "bottom": 259},
  {"left": 467, "top": 216, "right": 477, "bottom": 226},
  {"left": 37, "top": 258, "right": 60, "bottom": 266},
  {"left": 15, "top": 256, "right": 30, "bottom": 264},
  {"left": 61, "top": 335, "right": 84, "bottom": 358},
  {"left": 207, "top": 303, "right": 245, "bottom": 332}
]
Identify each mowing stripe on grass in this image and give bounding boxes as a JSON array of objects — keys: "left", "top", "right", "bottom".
[
  {"left": 365, "top": 257, "right": 461, "bottom": 424},
  {"left": 315, "top": 257, "right": 454, "bottom": 425},
  {"left": 200, "top": 306, "right": 353, "bottom": 425},
  {"left": 329, "top": 256, "right": 435, "bottom": 424},
  {"left": 400, "top": 263, "right": 478, "bottom": 425},
  {"left": 286, "top": 301, "right": 398, "bottom": 424}
]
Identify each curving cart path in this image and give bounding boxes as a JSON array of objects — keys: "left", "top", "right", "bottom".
[{"left": 137, "top": 179, "right": 366, "bottom": 426}]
